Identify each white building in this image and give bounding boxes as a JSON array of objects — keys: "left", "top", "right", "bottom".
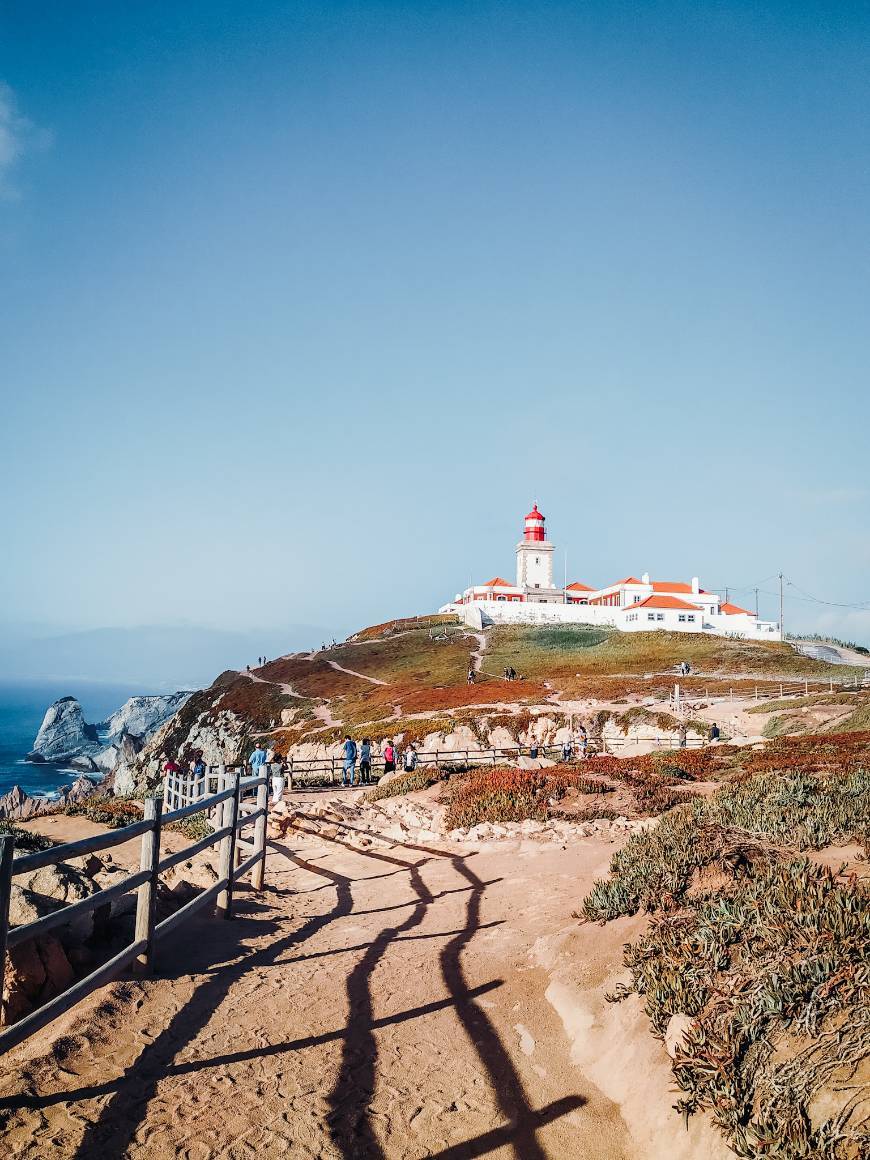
[{"left": 440, "top": 504, "right": 781, "bottom": 641}]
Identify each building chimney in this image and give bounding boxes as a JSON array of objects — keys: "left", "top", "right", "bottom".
[
  {"left": 641, "top": 572, "right": 650, "bottom": 585},
  {"left": 691, "top": 576, "right": 700, "bottom": 594}
]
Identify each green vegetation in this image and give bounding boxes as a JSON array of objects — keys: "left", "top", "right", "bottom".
[
  {"left": 583, "top": 768, "right": 870, "bottom": 1159},
  {"left": 0, "top": 821, "right": 55, "bottom": 852},
  {"left": 64, "top": 796, "right": 144, "bottom": 828},
  {"left": 365, "top": 767, "right": 442, "bottom": 801}
]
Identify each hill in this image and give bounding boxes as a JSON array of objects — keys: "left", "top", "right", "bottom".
[{"left": 136, "top": 615, "right": 868, "bottom": 775}]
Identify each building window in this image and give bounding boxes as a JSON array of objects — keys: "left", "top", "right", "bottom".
[
  {"left": 678, "top": 614, "right": 686, "bottom": 622},
  {"left": 656, "top": 613, "right": 664, "bottom": 621},
  {"left": 534, "top": 583, "right": 540, "bottom": 588},
  {"left": 535, "top": 556, "right": 540, "bottom": 564},
  {"left": 647, "top": 613, "right": 655, "bottom": 621},
  {"left": 688, "top": 615, "right": 695, "bottom": 622},
  {"left": 497, "top": 595, "right": 506, "bottom": 601}
]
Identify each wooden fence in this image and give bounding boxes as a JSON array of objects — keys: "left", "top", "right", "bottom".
[{"left": 0, "top": 766, "right": 268, "bottom": 1055}]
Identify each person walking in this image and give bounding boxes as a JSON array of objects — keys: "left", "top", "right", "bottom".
[
  {"left": 359, "top": 738, "right": 373, "bottom": 784},
  {"left": 342, "top": 735, "right": 358, "bottom": 787},
  {"left": 249, "top": 742, "right": 268, "bottom": 778},
  {"left": 403, "top": 743, "right": 418, "bottom": 772},
  {"left": 269, "top": 751, "right": 286, "bottom": 804},
  {"left": 382, "top": 739, "right": 396, "bottom": 775},
  {"left": 709, "top": 722, "right": 721, "bottom": 743},
  {"left": 577, "top": 725, "right": 588, "bottom": 759},
  {"left": 467, "top": 666, "right": 476, "bottom": 684},
  {"left": 561, "top": 738, "right": 573, "bottom": 762},
  {"left": 678, "top": 722, "right": 688, "bottom": 749}
]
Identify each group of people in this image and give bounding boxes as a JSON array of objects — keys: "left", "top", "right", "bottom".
[
  {"left": 678, "top": 661, "right": 692, "bottom": 676},
  {"left": 560, "top": 725, "right": 589, "bottom": 761},
  {"left": 340, "top": 736, "right": 419, "bottom": 787},
  {"left": 502, "top": 667, "right": 519, "bottom": 681}
]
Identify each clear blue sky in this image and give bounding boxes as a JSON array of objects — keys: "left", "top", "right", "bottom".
[{"left": 2, "top": 1, "right": 869, "bottom": 651}]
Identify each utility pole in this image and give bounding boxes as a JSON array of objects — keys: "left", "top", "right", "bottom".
[
  {"left": 754, "top": 587, "right": 759, "bottom": 618},
  {"left": 725, "top": 585, "right": 729, "bottom": 604},
  {"left": 779, "top": 573, "right": 784, "bottom": 638},
  {"left": 564, "top": 551, "right": 568, "bottom": 603}
]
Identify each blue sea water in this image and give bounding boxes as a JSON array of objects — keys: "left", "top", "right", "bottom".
[{"left": 0, "top": 680, "right": 157, "bottom": 799}]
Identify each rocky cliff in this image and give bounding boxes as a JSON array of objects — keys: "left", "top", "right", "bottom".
[{"left": 28, "top": 691, "right": 194, "bottom": 771}]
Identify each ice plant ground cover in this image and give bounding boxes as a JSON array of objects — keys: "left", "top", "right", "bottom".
[{"left": 583, "top": 767, "right": 870, "bottom": 1160}]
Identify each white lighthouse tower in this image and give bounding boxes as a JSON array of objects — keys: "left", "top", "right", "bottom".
[{"left": 516, "top": 504, "right": 559, "bottom": 600}]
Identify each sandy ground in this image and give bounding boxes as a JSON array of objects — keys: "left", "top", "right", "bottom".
[{"left": 0, "top": 818, "right": 731, "bottom": 1159}]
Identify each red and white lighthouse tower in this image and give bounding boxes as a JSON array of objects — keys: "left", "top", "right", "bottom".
[{"left": 516, "top": 503, "right": 556, "bottom": 596}]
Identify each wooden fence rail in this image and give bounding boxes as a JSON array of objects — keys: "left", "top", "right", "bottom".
[{"left": 0, "top": 767, "right": 268, "bottom": 1055}]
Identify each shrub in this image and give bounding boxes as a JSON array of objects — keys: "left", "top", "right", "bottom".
[
  {"left": 0, "top": 821, "right": 56, "bottom": 853},
  {"left": 583, "top": 765, "right": 870, "bottom": 1159},
  {"left": 64, "top": 797, "right": 144, "bottom": 828},
  {"left": 444, "top": 768, "right": 549, "bottom": 829},
  {"left": 366, "top": 767, "right": 442, "bottom": 802}
]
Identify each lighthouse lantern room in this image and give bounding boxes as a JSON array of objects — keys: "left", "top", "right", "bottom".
[{"left": 515, "top": 504, "right": 557, "bottom": 596}]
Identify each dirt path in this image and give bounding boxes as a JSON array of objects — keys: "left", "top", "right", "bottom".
[
  {"left": 327, "top": 659, "right": 389, "bottom": 686},
  {"left": 0, "top": 826, "right": 665, "bottom": 1159},
  {"left": 242, "top": 670, "right": 307, "bottom": 699}
]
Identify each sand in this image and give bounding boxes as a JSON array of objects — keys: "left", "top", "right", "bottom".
[{"left": 0, "top": 820, "right": 733, "bottom": 1159}]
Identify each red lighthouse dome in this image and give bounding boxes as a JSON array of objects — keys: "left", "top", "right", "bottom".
[{"left": 523, "top": 503, "right": 546, "bottom": 542}]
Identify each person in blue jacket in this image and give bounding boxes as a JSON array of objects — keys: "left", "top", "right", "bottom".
[
  {"left": 249, "top": 743, "right": 267, "bottom": 775},
  {"left": 342, "top": 735, "right": 358, "bottom": 786}
]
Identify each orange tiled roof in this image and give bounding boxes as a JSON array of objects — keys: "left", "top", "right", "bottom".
[
  {"left": 566, "top": 581, "right": 594, "bottom": 591},
  {"left": 629, "top": 594, "right": 703, "bottom": 612},
  {"left": 610, "top": 576, "right": 643, "bottom": 587},
  {"left": 720, "top": 601, "right": 753, "bottom": 616},
  {"left": 481, "top": 577, "right": 514, "bottom": 588}
]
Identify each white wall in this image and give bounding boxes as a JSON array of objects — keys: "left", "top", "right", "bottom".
[{"left": 516, "top": 541, "right": 554, "bottom": 590}]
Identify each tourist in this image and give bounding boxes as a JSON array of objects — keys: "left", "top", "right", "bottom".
[
  {"left": 467, "top": 667, "right": 476, "bottom": 684},
  {"left": 163, "top": 756, "right": 181, "bottom": 776},
  {"left": 191, "top": 752, "right": 206, "bottom": 779},
  {"left": 403, "top": 743, "right": 418, "bottom": 772},
  {"left": 561, "top": 739, "right": 573, "bottom": 762},
  {"left": 578, "top": 725, "right": 588, "bottom": 759},
  {"left": 509, "top": 666, "right": 517, "bottom": 681},
  {"left": 678, "top": 723, "right": 688, "bottom": 749},
  {"left": 342, "top": 735, "right": 358, "bottom": 786},
  {"left": 269, "top": 751, "right": 286, "bottom": 803},
  {"left": 529, "top": 742, "right": 539, "bottom": 760},
  {"left": 382, "top": 739, "right": 396, "bottom": 775},
  {"left": 249, "top": 743, "right": 268, "bottom": 777},
  {"left": 359, "top": 738, "right": 373, "bottom": 784},
  {"left": 709, "top": 722, "right": 721, "bottom": 743}
]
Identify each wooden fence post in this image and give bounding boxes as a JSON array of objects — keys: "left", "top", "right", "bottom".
[
  {"left": 134, "top": 797, "right": 163, "bottom": 972},
  {"left": 251, "top": 776, "right": 269, "bottom": 891},
  {"left": 216, "top": 769, "right": 241, "bottom": 919},
  {"left": 0, "top": 834, "right": 15, "bottom": 1026}
]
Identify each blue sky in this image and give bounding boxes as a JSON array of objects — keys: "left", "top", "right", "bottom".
[{"left": 1, "top": 1, "right": 869, "bottom": 655}]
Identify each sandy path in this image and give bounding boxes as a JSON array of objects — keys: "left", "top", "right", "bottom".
[
  {"left": 327, "top": 660, "right": 389, "bottom": 686},
  {"left": 0, "top": 827, "right": 652, "bottom": 1159}
]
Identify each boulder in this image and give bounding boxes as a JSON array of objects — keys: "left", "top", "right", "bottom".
[
  {"left": 9, "top": 862, "right": 99, "bottom": 943},
  {"left": 28, "top": 697, "right": 100, "bottom": 764},
  {"left": 2, "top": 935, "right": 75, "bottom": 1024},
  {"left": 0, "top": 785, "right": 45, "bottom": 821}
]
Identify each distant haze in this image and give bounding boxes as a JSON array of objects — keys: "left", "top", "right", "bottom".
[{"left": 0, "top": 625, "right": 328, "bottom": 689}]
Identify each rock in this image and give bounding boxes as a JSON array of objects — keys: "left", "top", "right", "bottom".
[
  {"left": 3, "top": 935, "right": 75, "bottom": 1023},
  {"left": 101, "top": 693, "right": 193, "bottom": 743},
  {"left": 665, "top": 1013, "right": 695, "bottom": 1059},
  {"left": 9, "top": 862, "right": 99, "bottom": 943},
  {"left": 68, "top": 853, "right": 104, "bottom": 878},
  {"left": 0, "top": 784, "right": 46, "bottom": 821},
  {"left": 70, "top": 755, "right": 100, "bottom": 772},
  {"left": 60, "top": 776, "right": 97, "bottom": 805},
  {"left": 28, "top": 697, "right": 100, "bottom": 764}
]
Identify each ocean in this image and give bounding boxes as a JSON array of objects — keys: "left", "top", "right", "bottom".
[{"left": 0, "top": 680, "right": 157, "bottom": 800}]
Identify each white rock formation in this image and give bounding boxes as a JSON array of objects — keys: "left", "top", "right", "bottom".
[
  {"left": 28, "top": 698, "right": 100, "bottom": 764},
  {"left": 28, "top": 691, "right": 193, "bottom": 772}
]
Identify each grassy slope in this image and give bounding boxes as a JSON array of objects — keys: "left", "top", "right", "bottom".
[{"left": 153, "top": 622, "right": 862, "bottom": 757}]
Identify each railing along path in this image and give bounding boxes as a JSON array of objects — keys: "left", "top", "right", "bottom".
[{"left": 0, "top": 765, "right": 268, "bottom": 1054}]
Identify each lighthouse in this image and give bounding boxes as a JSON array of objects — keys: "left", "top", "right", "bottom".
[{"left": 516, "top": 503, "right": 557, "bottom": 598}]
